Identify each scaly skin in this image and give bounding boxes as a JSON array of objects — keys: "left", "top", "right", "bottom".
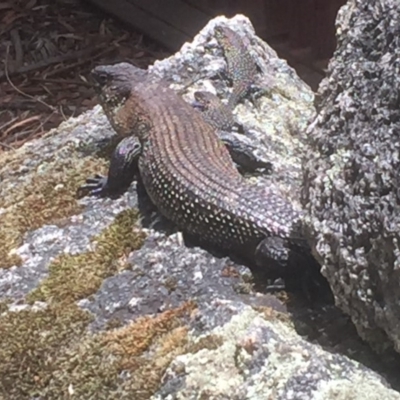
[
  {"left": 193, "top": 90, "right": 236, "bottom": 131},
  {"left": 83, "top": 62, "right": 321, "bottom": 285},
  {"left": 193, "top": 90, "right": 272, "bottom": 171},
  {"left": 214, "top": 25, "right": 258, "bottom": 108}
]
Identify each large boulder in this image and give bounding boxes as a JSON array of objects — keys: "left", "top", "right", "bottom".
[
  {"left": 1, "top": 14, "right": 399, "bottom": 400},
  {"left": 303, "top": 0, "right": 400, "bottom": 354}
]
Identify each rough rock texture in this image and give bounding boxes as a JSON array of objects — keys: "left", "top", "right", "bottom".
[
  {"left": 303, "top": 0, "right": 400, "bottom": 354},
  {"left": 1, "top": 14, "right": 399, "bottom": 400}
]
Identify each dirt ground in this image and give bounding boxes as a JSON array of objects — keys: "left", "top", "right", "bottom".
[
  {"left": 0, "top": 0, "right": 324, "bottom": 153},
  {"left": 0, "top": 0, "right": 169, "bottom": 152}
]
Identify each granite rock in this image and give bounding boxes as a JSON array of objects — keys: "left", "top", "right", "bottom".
[{"left": 303, "top": 0, "right": 400, "bottom": 354}]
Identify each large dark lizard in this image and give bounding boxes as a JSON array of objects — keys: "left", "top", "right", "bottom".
[{"left": 81, "top": 62, "right": 324, "bottom": 291}]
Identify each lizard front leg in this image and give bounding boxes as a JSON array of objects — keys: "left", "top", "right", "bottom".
[
  {"left": 218, "top": 131, "right": 272, "bottom": 172},
  {"left": 193, "top": 90, "right": 271, "bottom": 173},
  {"left": 80, "top": 135, "right": 142, "bottom": 197}
]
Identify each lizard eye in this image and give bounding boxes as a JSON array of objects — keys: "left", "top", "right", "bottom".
[
  {"left": 91, "top": 69, "right": 109, "bottom": 86},
  {"left": 193, "top": 92, "right": 207, "bottom": 110},
  {"left": 97, "top": 73, "right": 108, "bottom": 85},
  {"left": 137, "top": 122, "right": 148, "bottom": 131},
  {"left": 136, "top": 119, "right": 150, "bottom": 134}
]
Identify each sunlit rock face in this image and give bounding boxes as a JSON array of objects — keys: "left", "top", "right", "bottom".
[{"left": 303, "top": 0, "right": 400, "bottom": 354}]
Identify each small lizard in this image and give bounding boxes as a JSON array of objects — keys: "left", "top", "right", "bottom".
[
  {"left": 190, "top": 25, "right": 272, "bottom": 172},
  {"left": 81, "top": 63, "right": 324, "bottom": 293},
  {"left": 214, "top": 25, "right": 258, "bottom": 108}
]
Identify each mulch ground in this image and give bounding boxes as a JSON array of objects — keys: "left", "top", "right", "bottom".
[{"left": 0, "top": 0, "right": 169, "bottom": 152}]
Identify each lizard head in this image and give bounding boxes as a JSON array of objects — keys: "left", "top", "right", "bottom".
[
  {"left": 91, "top": 63, "right": 139, "bottom": 113},
  {"left": 193, "top": 91, "right": 219, "bottom": 112},
  {"left": 91, "top": 63, "right": 150, "bottom": 138},
  {"left": 214, "top": 25, "right": 233, "bottom": 45}
]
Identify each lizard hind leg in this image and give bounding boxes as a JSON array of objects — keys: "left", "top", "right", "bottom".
[
  {"left": 254, "top": 236, "right": 290, "bottom": 277},
  {"left": 254, "top": 237, "right": 331, "bottom": 301}
]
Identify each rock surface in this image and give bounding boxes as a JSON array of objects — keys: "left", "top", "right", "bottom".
[
  {"left": 1, "top": 14, "right": 399, "bottom": 400},
  {"left": 303, "top": 0, "right": 400, "bottom": 354}
]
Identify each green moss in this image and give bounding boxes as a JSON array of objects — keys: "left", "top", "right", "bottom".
[
  {"left": 41, "top": 332, "right": 122, "bottom": 399},
  {"left": 101, "top": 301, "right": 196, "bottom": 398},
  {"left": 0, "top": 303, "right": 93, "bottom": 398},
  {"left": 0, "top": 300, "right": 196, "bottom": 399},
  {"left": 0, "top": 156, "right": 107, "bottom": 269},
  {"left": 0, "top": 220, "right": 23, "bottom": 268},
  {"left": 0, "top": 207, "right": 151, "bottom": 399},
  {"left": 28, "top": 209, "right": 146, "bottom": 304}
]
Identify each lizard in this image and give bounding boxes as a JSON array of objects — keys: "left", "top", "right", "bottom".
[
  {"left": 81, "top": 62, "right": 324, "bottom": 291},
  {"left": 95, "top": 24, "right": 270, "bottom": 178},
  {"left": 188, "top": 25, "right": 273, "bottom": 172},
  {"left": 82, "top": 65, "right": 268, "bottom": 197},
  {"left": 214, "top": 25, "right": 258, "bottom": 108}
]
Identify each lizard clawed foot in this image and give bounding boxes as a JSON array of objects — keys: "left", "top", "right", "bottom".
[
  {"left": 78, "top": 136, "right": 142, "bottom": 199},
  {"left": 78, "top": 174, "right": 109, "bottom": 197}
]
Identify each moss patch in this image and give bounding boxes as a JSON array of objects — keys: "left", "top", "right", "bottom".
[
  {"left": 0, "top": 156, "right": 107, "bottom": 269},
  {"left": 28, "top": 208, "right": 146, "bottom": 303},
  {"left": 101, "top": 301, "right": 196, "bottom": 398},
  {"left": 0, "top": 303, "right": 93, "bottom": 397},
  {"left": 0, "top": 207, "right": 151, "bottom": 399},
  {"left": 0, "top": 202, "right": 230, "bottom": 399},
  {"left": 0, "top": 300, "right": 196, "bottom": 399}
]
